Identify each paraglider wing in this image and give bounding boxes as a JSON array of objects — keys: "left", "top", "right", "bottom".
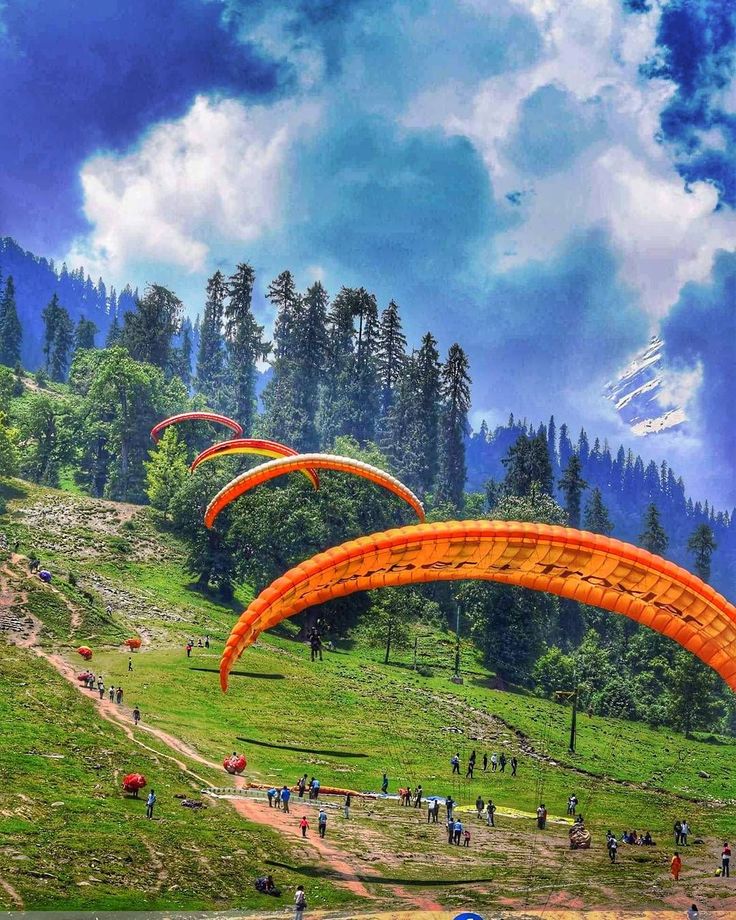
[
  {"left": 204, "top": 454, "right": 425, "bottom": 529},
  {"left": 122, "top": 773, "right": 147, "bottom": 793},
  {"left": 191, "top": 438, "right": 319, "bottom": 489},
  {"left": 150, "top": 412, "right": 243, "bottom": 443},
  {"left": 220, "top": 520, "right": 736, "bottom": 691},
  {"left": 125, "top": 637, "right": 142, "bottom": 650},
  {"left": 77, "top": 646, "right": 93, "bottom": 661},
  {"left": 223, "top": 754, "right": 247, "bottom": 775}
]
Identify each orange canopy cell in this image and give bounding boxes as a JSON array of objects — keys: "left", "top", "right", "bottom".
[
  {"left": 204, "top": 454, "right": 425, "bottom": 529},
  {"left": 220, "top": 520, "right": 736, "bottom": 692}
]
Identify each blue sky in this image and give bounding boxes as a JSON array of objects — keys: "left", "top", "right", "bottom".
[{"left": 1, "top": 0, "right": 735, "bottom": 503}]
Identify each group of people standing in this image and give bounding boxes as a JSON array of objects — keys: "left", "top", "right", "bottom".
[
  {"left": 451, "top": 750, "right": 518, "bottom": 778},
  {"left": 185, "top": 636, "right": 210, "bottom": 657},
  {"left": 296, "top": 774, "right": 321, "bottom": 799}
]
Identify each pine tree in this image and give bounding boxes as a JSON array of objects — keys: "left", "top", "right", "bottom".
[
  {"left": 347, "top": 288, "right": 380, "bottom": 444},
  {"left": 261, "top": 270, "right": 303, "bottom": 444},
  {"left": 42, "top": 295, "right": 74, "bottom": 381},
  {"left": 0, "top": 276, "right": 22, "bottom": 368},
  {"left": 74, "top": 317, "right": 98, "bottom": 353},
  {"left": 224, "top": 263, "right": 269, "bottom": 435},
  {"left": 106, "top": 310, "right": 122, "bottom": 347},
  {"left": 318, "top": 288, "right": 355, "bottom": 445},
  {"left": 415, "top": 332, "right": 442, "bottom": 494},
  {"left": 295, "top": 281, "right": 329, "bottom": 450},
  {"left": 583, "top": 487, "right": 613, "bottom": 535},
  {"left": 376, "top": 300, "right": 407, "bottom": 419},
  {"left": 436, "top": 343, "right": 471, "bottom": 509},
  {"left": 559, "top": 453, "right": 587, "bottom": 528},
  {"left": 121, "top": 284, "right": 182, "bottom": 369},
  {"left": 547, "top": 415, "right": 557, "bottom": 470},
  {"left": 195, "top": 270, "right": 227, "bottom": 406},
  {"left": 687, "top": 523, "right": 717, "bottom": 582},
  {"left": 639, "top": 503, "right": 668, "bottom": 556},
  {"left": 558, "top": 423, "right": 573, "bottom": 473}
]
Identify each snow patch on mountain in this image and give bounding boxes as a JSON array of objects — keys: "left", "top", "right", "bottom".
[{"left": 604, "top": 336, "right": 688, "bottom": 436}]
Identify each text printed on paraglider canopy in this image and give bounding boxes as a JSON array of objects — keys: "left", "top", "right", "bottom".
[{"left": 308, "top": 557, "right": 704, "bottom": 626}]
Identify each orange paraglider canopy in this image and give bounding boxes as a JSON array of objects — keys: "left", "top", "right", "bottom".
[
  {"left": 220, "top": 520, "right": 736, "bottom": 691},
  {"left": 150, "top": 411, "right": 243, "bottom": 443},
  {"left": 205, "top": 454, "right": 425, "bottom": 529},
  {"left": 191, "top": 438, "right": 319, "bottom": 490},
  {"left": 125, "top": 637, "right": 142, "bottom": 650}
]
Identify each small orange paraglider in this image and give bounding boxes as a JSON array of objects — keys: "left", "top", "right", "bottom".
[
  {"left": 122, "top": 773, "right": 147, "bottom": 797},
  {"left": 223, "top": 753, "right": 247, "bottom": 775},
  {"left": 77, "top": 646, "right": 93, "bottom": 661},
  {"left": 125, "top": 637, "right": 142, "bottom": 651}
]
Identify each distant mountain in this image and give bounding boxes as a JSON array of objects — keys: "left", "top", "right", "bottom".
[
  {"left": 0, "top": 237, "right": 132, "bottom": 369},
  {"left": 604, "top": 335, "right": 687, "bottom": 436}
]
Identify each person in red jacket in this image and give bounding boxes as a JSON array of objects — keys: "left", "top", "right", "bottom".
[{"left": 722, "top": 842, "right": 731, "bottom": 877}]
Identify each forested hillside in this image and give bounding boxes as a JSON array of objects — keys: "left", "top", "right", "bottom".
[{"left": 0, "top": 244, "right": 734, "bottom": 739}]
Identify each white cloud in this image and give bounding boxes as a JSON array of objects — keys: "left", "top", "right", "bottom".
[
  {"left": 402, "top": 0, "right": 736, "bottom": 317},
  {"left": 66, "top": 95, "right": 320, "bottom": 282}
]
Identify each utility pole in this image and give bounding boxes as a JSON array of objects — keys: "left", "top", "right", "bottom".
[
  {"left": 569, "top": 685, "right": 578, "bottom": 753},
  {"left": 451, "top": 602, "right": 463, "bottom": 684}
]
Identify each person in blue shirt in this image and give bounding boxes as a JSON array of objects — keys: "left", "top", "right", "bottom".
[
  {"left": 318, "top": 808, "right": 328, "bottom": 838},
  {"left": 453, "top": 819, "right": 463, "bottom": 845},
  {"left": 267, "top": 787, "right": 276, "bottom": 808},
  {"left": 281, "top": 785, "right": 291, "bottom": 814}
]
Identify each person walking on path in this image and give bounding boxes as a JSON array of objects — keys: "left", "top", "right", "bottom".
[
  {"left": 98, "top": 681, "right": 105, "bottom": 700},
  {"left": 491, "top": 753, "right": 498, "bottom": 772},
  {"left": 671, "top": 852, "right": 682, "bottom": 881},
  {"left": 318, "top": 808, "right": 327, "bottom": 839},
  {"left": 499, "top": 753, "right": 507, "bottom": 772},
  {"left": 294, "top": 885, "right": 306, "bottom": 920},
  {"left": 537, "top": 803, "right": 547, "bottom": 829},
  {"left": 446, "top": 796, "right": 454, "bottom": 822},
  {"left": 299, "top": 816, "right": 309, "bottom": 838},
  {"left": 109, "top": 686, "right": 115, "bottom": 702},
  {"left": 344, "top": 793, "right": 351, "bottom": 819},
  {"left": 722, "top": 842, "right": 731, "bottom": 877},
  {"left": 146, "top": 789, "right": 156, "bottom": 819},
  {"left": 486, "top": 800, "right": 496, "bottom": 827},
  {"left": 128, "top": 657, "right": 133, "bottom": 671},
  {"left": 116, "top": 687, "right": 123, "bottom": 705},
  {"left": 414, "top": 785, "right": 422, "bottom": 808},
  {"left": 133, "top": 706, "right": 141, "bottom": 726},
  {"left": 511, "top": 756, "right": 518, "bottom": 776},
  {"left": 608, "top": 834, "right": 618, "bottom": 863},
  {"left": 680, "top": 820, "right": 690, "bottom": 845},
  {"left": 381, "top": 773, "right": 389, "bottom": 794},
  {"left": 281, "top": 785, "right": 291, "bottom": 814},
  {"left": 476, "top": 795, "right": 484, "bottom": 818},
  {"left": 298, "top": 774, "right": 307, "bottom": 798},
  {"left": 453, "top": 819, "right": 463, "bottom": 845}
]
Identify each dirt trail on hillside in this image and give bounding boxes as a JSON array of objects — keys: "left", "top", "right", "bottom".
[{"left": 0, "top": 555, "right": 439, "bottom": 911}]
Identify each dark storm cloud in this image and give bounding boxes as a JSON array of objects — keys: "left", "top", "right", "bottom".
[
  {"left": 0, "top": 0, "right": 288, "bottom": 251},
  {"left": 644, "top": 0, "right": 736, "bottom": 206}
]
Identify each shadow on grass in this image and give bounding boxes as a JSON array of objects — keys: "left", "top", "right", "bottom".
[
  {"left": 238, "top": 737, "right": 368, "bottom": 758},
  {"left": 189, "top": 667, "right": 285, "bottom": 680},
  {"left": 265, "top": 859, "right": 492, "bottom": 886}
]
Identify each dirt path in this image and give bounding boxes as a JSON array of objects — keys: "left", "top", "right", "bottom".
[
  {"left": 0, "top": 556, "right": 439, "bottom": 912},
  {"left": 0, "top": 877, "right": 24, "bottom": 910}
]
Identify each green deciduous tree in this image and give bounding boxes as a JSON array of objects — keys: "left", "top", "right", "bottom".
[{"left": 144, "top": 428, "right": 189, "bottom": 517}]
